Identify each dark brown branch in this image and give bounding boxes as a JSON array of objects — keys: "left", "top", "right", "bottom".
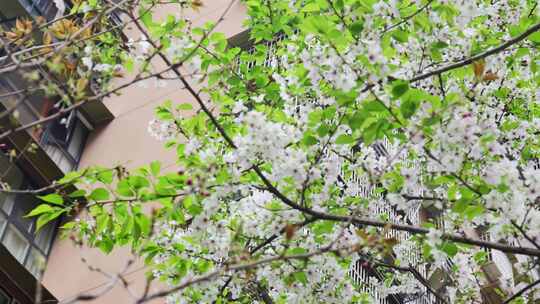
[
  {"left": 502, "top": 278, "right": 540, "bottom": 304},
  {"left": 511, "top": 220, "right": 540, "bottom": 251},
  {"left": 382, "top": 0, "right": 435, "bottom": 34},
  {"left": 409, "top": 21, "right": 540, "bottom": 83},
  {"left": 369, "top": 259, "right": 448, "bottom": 304}
]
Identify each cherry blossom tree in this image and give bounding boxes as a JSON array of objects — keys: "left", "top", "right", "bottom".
[{"left": 10, "top": 0, "right": 540, "bottom": 303}]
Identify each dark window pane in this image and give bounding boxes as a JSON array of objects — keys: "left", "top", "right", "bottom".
[
  {"left": 25, "top": 247, "right": 45, "bottom": 278},
  {"left": 0, "top": 212, "right": 7, "bottom": 238},
  {"left": 0, "top": 287, "right": 11, "bottom": 304},
  {"left": 0, "top": 153, "right": 24, "bottom": 189},
  {"left": 35, "top": 220, "right": 56, "bottom": 252},
  {"left": 0, "top": 153, "right": 24, "bottom": 216},
  {"left": 3, "top": 224, "right": 29, "bottom": 263},
  {"left": 10, "top": 194, "right": 36, "bottom": 233},
  {"left": 67, "top": 120, "right": 88, "bottom": 161},
  {"left": 0, "top": 195, "right": 14, "bottom": 215}
]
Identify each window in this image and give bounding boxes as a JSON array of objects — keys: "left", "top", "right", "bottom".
[
  {"left": 41, "top": 112, "right": 90, "bottom": 172},
  {"left": 0, "top": 195, "right": 58, "bottom": 278},
  {"left": 0, "top": 154, "right": 58, "bottom": 278},
  {"left": 0, "top": 77, "right": 90, "bottom": 172},
  {"left": 18, "top": 0, "right": 58, "bottom": 21},
  {"left": 3, "top": 225, "right": 29, "bottom": 263}
]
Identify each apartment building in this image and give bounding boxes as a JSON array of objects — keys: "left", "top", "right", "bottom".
[
  {"left": 0, "top": 0, "right": 524, "bottom": 303},
  {"left": 40, "top": 1, "right": 246, "bottom": 303}
]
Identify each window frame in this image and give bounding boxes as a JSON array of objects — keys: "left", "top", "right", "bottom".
[
  {"left": 0, "top": 76, "right": 90, "bottom": 172},
  {"left": 0, "top": 184, "right": 59, "bottom": 278}
]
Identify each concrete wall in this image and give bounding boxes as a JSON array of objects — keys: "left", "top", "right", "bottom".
[{"left": 42, "top": 1, "right": 246, "bottom": 303}]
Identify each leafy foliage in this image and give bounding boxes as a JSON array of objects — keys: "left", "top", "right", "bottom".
[{"left": 20, "top": 0, "right": 540, "bottom": 303}]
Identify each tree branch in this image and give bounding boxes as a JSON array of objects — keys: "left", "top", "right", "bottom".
[
  {"left": 409, "top": 21, "right": 540, "bottom": 83},
  {"left": 502, "top": 278, "right": 540, "bottom": 304}
]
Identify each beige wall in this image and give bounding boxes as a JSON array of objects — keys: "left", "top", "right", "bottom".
[{"left": 42, "top": 1, "right": 246, "bottom": 303}]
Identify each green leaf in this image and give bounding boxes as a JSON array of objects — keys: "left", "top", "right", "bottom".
[
  {"left": 316, "top": 124, "right": 330, "bottom": 137},
  {"left": 61, "top": 222, "right": 75, "bottom": 230},
  {"left": 292, "top": 271, "right": 308, "bottom": 284},
  {"left": 313, "top": 221, "right": 335, "bottom": 235},
  {"left": 391, "top": 30, "right": 409, "bottom": 43},
  {"left": 183, "top": 195, "right": 202, "bottom": 216},
  {"left": 139, "top": 10, "right": 154, "bottom": 28},
  {"left": 57, "top": 171, "right": 83, "bottom": 184},
  {"left": 335, "top": 134, "right": 355, "bottom": 145},
  {"left": 128, "top": 176, "right": 150, "bottom": 190},
  {"left": 440, "top": 242, "right": 458, "bottom": 258},
  {"left": 132, "top": 217, "right": 141, "bottom": 243},
  {"left": 349, "top": 21, "right": 364, "bottom": 35},
  {"left": 348, "top": 112, "right": 365, "bottom": 130},
  {"left": 452, "top": 199, "right": 468, "bottom": 213},
  {"left": 89, "top": 188, "right": 110, "bottom": 201},
  {"left": 98, "top": 238, "right": 114, "bottom": 254},
  {"left": 26, "top": 204, "right": 54, "bottom": 217},
  {"left": 391, "top": 81, "right": 409, "bottom": 98},
  {"left": 150, "top": 161, "right": 161, "bottom": 176},
  {"left": 97, "top": 170, "right": 114, "bottom": 184},
  {"left": 177, "top": 103, "right": 193, "bottom": 110},
  {"left": 464, "top": 205, "right": 485, "bottom": 220},
  {"left": 301, "top": 2, "right": 320, "bottom": 12},
  {"left": 156, "top": 107, "right": 173, "bottom": 120},
  {"left": 287, "top": 247, "right": 307, "bottom": 255},
  {"left": 364, "top": 100, "right": 387, "bottom": 112},
  {"left": 136, "top": 214, "right": 152, "bottom": 236},
  {"left": 124, "top": 58, "right": 134, "bottom": 73},
  {"left": 362, "top": 119, "right": 386, "bottom": 145},
  {"left": 117, "top": 179, "right": 135, "bottom": 197},
  {"left": 96, "top": 213, "right": 110, "bottom": 233},
  {"left": 302, "top": 134, "right": 318, "bottom": 146},
  {"left": 36, "top": 209, "right": 63, "bottom": 232},
  {"left": 68, "top": 189, "right": 86, "bottom": 198},
  {"left": 528, "top": 32, "right": 540, "bottom": 44},
  {"left": 400, "top": 97, "right": 419, "bottom": 119},
  {"left": 37, "top": 193, "right": 64, "bottom": 206}
]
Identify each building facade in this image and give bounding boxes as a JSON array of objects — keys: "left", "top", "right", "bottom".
[
  {"left": 0, "top": 0, "right": 113, "bottom": 302},
  {"left": 39, "top": 1, "right": 247, "bottom": 303}
]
